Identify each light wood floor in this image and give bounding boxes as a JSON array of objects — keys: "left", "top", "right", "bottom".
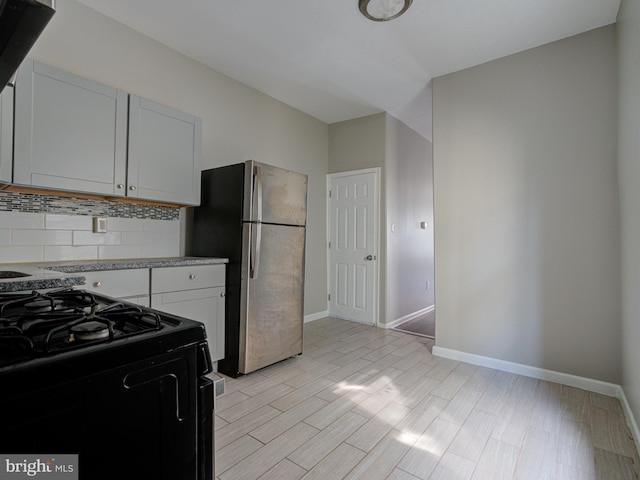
[{"left": 214, "top": 317, "right": 640, "bottom": 479}]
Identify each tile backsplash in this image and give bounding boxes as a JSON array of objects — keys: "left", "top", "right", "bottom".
[{"left": 0, "top": 192, "right": 181, "bottom": 263}]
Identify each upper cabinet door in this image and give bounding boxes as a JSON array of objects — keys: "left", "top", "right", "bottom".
[
  {"left": 0, "top": 85, "right": 13, "bottom": 183},
  {"left": 128, "top": 96, "right": 201, "bottom": 206},
  {"left": 13, "top": 60, "right": 128, "bottom": 195}
]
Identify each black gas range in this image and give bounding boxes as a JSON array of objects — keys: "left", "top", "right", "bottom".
[{"left": 0, "top": 288, "right": 215, "bottom": 480}]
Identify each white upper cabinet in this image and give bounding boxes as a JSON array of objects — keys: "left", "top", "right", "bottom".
[
  {"left": 11, "top": 60, "right": 202, "bottom": 206},
  {"left": 128, "top": 96, "right": 201, "bottom": 205},
  {"left": 0, "top": 85, "right": 12, "bottom": 183},
  {"left": 13, "top": 60, "right": 128, "bottom": 196}
]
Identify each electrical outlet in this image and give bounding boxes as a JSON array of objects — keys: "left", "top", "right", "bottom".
[{"left": 93, "top": 216, "right": 107, "bottom": 233}]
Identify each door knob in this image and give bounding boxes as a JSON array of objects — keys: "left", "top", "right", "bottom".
[{"left": 365, "top": 255, "right": 375, "bottom": 261}]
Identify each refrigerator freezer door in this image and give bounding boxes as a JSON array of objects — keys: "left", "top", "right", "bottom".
[
  {"left": 243, "top": 160, "right": 308, "bottom": 226},
  {"left": 239, "top": 223, "right": 305, "bottom": 374}
]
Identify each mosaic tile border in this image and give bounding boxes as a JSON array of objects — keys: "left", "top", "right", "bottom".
[{"left": 0, "top": 191, "right": 180, "bottom": 221}]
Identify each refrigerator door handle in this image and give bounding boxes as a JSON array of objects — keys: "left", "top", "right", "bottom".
[
  {"left": 254, "top": 165, "right": 263, "bottom": 223},
  {"left": 250, "top": 222, "right": 262, "bottom": 279}
]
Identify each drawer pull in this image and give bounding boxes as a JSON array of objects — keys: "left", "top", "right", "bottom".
[
  {"left": 189, "top": 274, "right": 196, "bottom": 280},
  {"left": 94, "top": 281, "right": 102, "bottom": 288}
]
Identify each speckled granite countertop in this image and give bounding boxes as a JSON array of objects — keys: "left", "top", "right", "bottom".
[
  {"left": 42, "top": 257, "right": 228, "bottom": 273},
  {"left": 0, "top": 257, "right": 228, "bottom": 292},
  {"left": 0, "top": 264, "right": 85, "bottom": 293}
]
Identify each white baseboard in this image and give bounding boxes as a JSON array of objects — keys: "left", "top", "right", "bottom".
[
  {"left": 385, "top": 305, "right": 435, "bottom": 329},
  {"left": 433, "top": 346, "right": 640, "bottom": 452},
  {"left": 432, "top": 346, "right": 620, "bottom": 397},
  {"left": 304, "top": 310, "right": 329, "bottom": 323}
]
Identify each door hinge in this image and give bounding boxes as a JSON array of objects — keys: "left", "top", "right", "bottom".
[
  {"left": 328, "top": 241, "right": 331, "bottom": 249},
  {"left": 328, "top": 293, "right": 331, "bottom": 301},
  {"left": 329, "top": 190, "right": 332, "bottom": 198}
]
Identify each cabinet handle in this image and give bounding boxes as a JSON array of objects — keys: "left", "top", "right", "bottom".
[
  {"left": 189, "top": 274, "right": 196, "bottom": 280},
  {"left": 129, "top": 185, "right": 137, "bottom": 191},
  {"left": 116, "top": 184, "right": 124, "bottom": 189},
  {"left": 93, "top": 281, "right": 102, "bottom": 288},
  {"left": 220, "top": 292, "right": 225, "bottom": 298}
]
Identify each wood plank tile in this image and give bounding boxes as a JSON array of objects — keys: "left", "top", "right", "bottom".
[
  {"left": 345, "top": 429, "right": 413, "bottom": 480},
  {"left": 288, "top": 411, "right": 368, "bottom": 470},
  {"left": 491, "top": 401, "right": 532, "bottom": 448},
  {"left": 560, "top": 385, "right": 591, "bottom": 424},
  {"left": 429, "top": 452, "right": 476, "bottom": 480},
  {"left": 386, "top": 469, "right": 421, "bottom": 480},
  {"left": 430, "top": 370, "right": 471, "bottom": 400},
  {"left": 217, "top": 383, "right": 295, "bottom": 423},
  {"left": 470, "top": 437, "right": 520, "bottom": 480},
  {"left": 283, "top": 364, "right": 340, "bottom": 388},
  {"left": 216, "top": 405, "right": 281, "bottom": 449},
  {"left": 448, "top": 409, "right": 497, "bottom": 462},
  {"left": 394, "top": 362, "right": 435, "bottom": 387},
  {"left": 461, "top": 365, "right": 497, "bottom": 393},
  {"left": 216, "top": 434, "right": 263, "bottom": 475},
  {"left": 555, "top": 463, "right": 596, "bottom": 480},
  {"left": 219, "top": 423, "right": 319, "bottom": 480},
  {"left": 590, "top": 405, "right": 637, "bottom": 458},
  {"left": 259, "top": 459, "right": 306, "bottom": 480},
  {"left": 324, "top": 358, "right": 373, "bottom": 382},
  {"left": 346, "top": 401, "right": 411, "bottom": 452},
  {"left": 250, "top": 396, "right": 328, "bottom": 444},
  {"left": 238, "top": 367, "right": 305, "bottom": 397},
  {"left": 513, "top": 426, "right": 558, "bottom": 480},
  {"left": 396, "top": 417, "right": 460, "bottom": 478},
  {"left": 556, "top": 417, "right": 595, "bottom": 475},
  {"left": 439, "top": 386, "right": 482, "bottom": 426},
  {"left": 270, "top": 377, "right": 335, "bottom": 412},
  {"left": 330, "top": 347, "right": 376, "bottom": 367},
  {"left": 423, "top": 358, "right": 458, "bottom": 381},
  {"left": 594, "top": 447, "right": 638, "bottom": 479},
  {"left": 304, "top": 389, "right": 370, "bottom": 430},
  {"left": 395, "top": 395, "right": 449, "bottom": 438},
  {"left": 530, "top": 379, "right": 564, "bottom": 434},
  {"left": 300, "top": 443, "right": 366, "bottom": 480},
  {"left": 216, "top": 390, "right": 250, "bottom": 411}
]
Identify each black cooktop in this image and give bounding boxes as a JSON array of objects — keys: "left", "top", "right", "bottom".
[{"left": 0, "top": 289, "right": 209, "bottom": 384}]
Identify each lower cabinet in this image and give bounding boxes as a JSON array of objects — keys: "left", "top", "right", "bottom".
[
  {"left": 150, "top": 265, "right": 225, "bottom": 363},
  {"left": 81, "top": 268, "right": 149, "bottom": 307},
  {"left": 78, "top": 264, "right": 225, "bottom": 365}
]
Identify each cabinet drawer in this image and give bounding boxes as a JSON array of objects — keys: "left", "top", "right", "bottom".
[
  {"left": 151, "top": 265, "right": 225, "bottom": 294},
  {"left": 82, "top": 269, "right": 149, "bottom": 298}
]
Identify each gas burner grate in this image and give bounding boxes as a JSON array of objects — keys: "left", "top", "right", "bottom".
[{"left": 0, "top": 290, "right": 163, "bottom": 365}]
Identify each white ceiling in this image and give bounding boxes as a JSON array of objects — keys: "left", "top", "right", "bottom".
[{"left": 75, "top": 0, "right": 620, "bottom": 140}]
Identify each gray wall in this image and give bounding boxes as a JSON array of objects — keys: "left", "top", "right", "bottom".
[
  {"left": 28, "top": 0, "right": 329, "bottom": 316},
  {"left": 617, "top": 0, "right": 640, "bottom": 430},
  {"left": 432, "top": 25, "right": 620, "bottom": 383},
  {"left": 385, "top": 115, "right": 434, "bottom": 323},
  {"left": 329, "top": 113, "right": 434, "bottom": 326},
  {"left": 328, "top": 113, "right": 386, "bottom": 174}
]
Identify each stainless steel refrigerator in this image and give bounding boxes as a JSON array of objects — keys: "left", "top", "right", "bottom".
[{"left": 191, "top": 160, "right": 307, "bottom": 377}]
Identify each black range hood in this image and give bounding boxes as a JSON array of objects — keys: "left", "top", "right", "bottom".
[{"left": 0, "top": 0, "right": 55, "bottom": 94}]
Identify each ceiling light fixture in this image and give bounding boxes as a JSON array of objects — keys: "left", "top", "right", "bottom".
[{"left": 359, "top": 0, "right": 413, "bottom": 22}]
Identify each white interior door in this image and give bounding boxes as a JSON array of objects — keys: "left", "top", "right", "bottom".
[{"left": 328, "top": 169, "right": 378, "bottom": 325}]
